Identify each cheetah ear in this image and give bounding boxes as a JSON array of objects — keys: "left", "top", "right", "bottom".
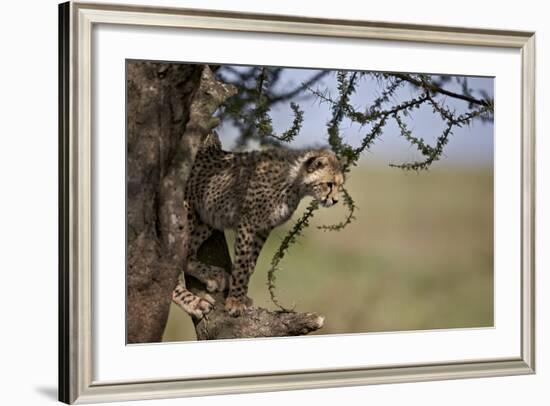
[{"left": 305, "top": 155, "right": 328, "bottom": 173}]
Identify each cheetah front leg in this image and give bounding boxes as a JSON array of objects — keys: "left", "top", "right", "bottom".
[{"left": 225, "top": 225, "right": 269, "bottom": 317}]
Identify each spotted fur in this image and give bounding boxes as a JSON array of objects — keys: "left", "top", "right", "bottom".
[{"left": 173, "top": 132, "right": 344, "bottom": 317}]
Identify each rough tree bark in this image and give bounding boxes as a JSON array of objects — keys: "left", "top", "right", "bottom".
[{"left": 127, "top": 62, "right": 324, "bottom": 343}]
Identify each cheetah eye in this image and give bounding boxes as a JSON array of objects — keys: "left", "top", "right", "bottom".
[{"left": 326, "top": 182, "right": 333, "bottom": 189}]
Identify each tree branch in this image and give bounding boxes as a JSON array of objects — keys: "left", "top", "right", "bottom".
[
  {"left": 393, "top": 73, "right": 491, "bottom": 107},
  {"left": 269, "top": 70, "right": 330, "bottom": 103}
]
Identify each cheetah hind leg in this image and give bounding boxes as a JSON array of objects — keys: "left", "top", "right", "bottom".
[
  {"left": 185, "top": 259, "right": 230, "bottom": 293},
  {"left": 184, "top": 214, "right": 229, "bottom": 293},
  {"left": 172, "top": 281, "right": 215, "bottom": 319}
]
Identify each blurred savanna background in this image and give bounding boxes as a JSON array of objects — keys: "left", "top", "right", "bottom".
[{"left": 161, "top": 64, "right": 494, "bottom": 342}]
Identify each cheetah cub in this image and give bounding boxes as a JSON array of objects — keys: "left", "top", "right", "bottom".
[{"left": 172, "top": 132, "right": 344, "bottom": 317}]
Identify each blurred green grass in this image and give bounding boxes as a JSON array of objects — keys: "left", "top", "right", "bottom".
[{"left": 163, "top": 165, "right": 493, "bottom": 341}]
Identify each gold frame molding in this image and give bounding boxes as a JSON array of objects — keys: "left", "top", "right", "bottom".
[{"left": 58, "top": 1, "right": 536, "bottom": 403}]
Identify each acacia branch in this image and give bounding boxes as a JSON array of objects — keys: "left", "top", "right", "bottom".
[
  {"left": 269, "top": 70, "right": 330, "bottom": 103},
  {"left": 393, "top": 73, "right": 492, "bottom": 107}
]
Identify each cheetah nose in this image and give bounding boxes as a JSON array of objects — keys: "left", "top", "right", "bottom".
[{"left": 332, "top": 198, "right": 339, "bottom": 204}]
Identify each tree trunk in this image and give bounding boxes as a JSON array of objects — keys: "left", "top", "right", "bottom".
[{"left": 127, "top": 62, "right": 324, "bottom": 343}]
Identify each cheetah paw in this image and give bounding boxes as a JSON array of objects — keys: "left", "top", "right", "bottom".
[
  {"left": 173, "top": 292, "right": 215, "bottom": 319},
  {"left": 205, "top": 271, "right": 230, "bottom": 293},
  {"left": 225, "top": 296, "right": 253, "bottom": 317}
]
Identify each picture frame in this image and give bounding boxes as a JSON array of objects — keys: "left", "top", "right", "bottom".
[{"left": 58, "top": 1, "right": 535, "bottom": 404}]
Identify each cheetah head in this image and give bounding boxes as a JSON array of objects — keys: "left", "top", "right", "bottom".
[{"left": 302, "top": 150, "right": 345, "bottom": 208}]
